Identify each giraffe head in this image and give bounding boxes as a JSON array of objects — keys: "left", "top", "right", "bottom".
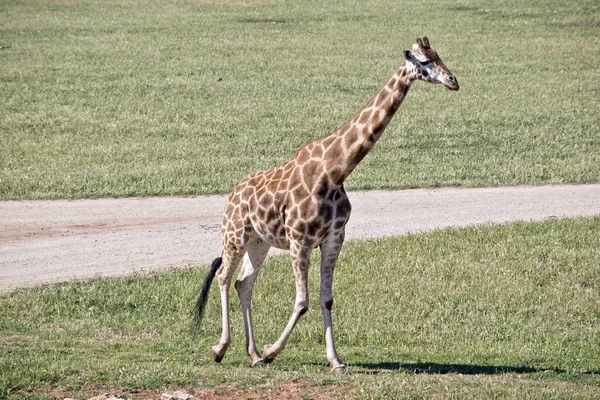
[{"left": 403, "top": 37, "right": 459, "bottom": 91}]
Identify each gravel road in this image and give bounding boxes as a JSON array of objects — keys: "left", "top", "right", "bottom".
[{"left": 1, "top": 184, "right": 599, "bottom": 292}]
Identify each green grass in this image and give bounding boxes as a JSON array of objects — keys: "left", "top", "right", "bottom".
[
  {"left": 1, "top": 0, "right": 599, "bottom": 200},
  {"left": 2, "top": 217, "right": 599, "bottom": 399}
]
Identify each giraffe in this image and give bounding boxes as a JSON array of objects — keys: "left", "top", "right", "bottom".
[{"left": 193, "top": 37, "right": 459, "bottom": 376}]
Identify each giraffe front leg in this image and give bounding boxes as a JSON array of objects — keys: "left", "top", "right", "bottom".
[
  {"left": 211, "top": 250, "right": 244, "bottom": 363},
  {"left": 320, "top": 240, "right": 347, "bottom": 376},
  {"left": 263, "top": 244, "right": 311, "bottom": 363},
  {"left": 235, "top": 240, "right": 271, "bottom": 367}
]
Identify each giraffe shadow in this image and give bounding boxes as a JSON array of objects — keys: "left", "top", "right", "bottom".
[{"left": 352, "top": 361, "right": 566, "bottom": 375}]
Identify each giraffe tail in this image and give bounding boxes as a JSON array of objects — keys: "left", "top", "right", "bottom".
[{"left": 192, "top": 256, "right": 222, "bottom": 337}]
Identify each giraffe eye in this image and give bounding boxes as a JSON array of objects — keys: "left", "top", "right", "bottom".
[{"left": 420, "top": 61, "right": 430, "bottom": 66}]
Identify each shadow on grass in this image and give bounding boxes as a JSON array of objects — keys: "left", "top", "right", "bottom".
[{"left": 352, "top": 362, "right": 566, "bottom": 375}]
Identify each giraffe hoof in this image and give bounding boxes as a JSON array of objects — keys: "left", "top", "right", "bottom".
[
  {"left": 263, "top": 345, "right": 275, "bottom": 364},
  {"left": 331, "top": 364, "right": 348, "bottom": 377},
  {"left": 211, "top": 349, "right": 224, "bottom": 363},
  {"left": 252, "top": 359, "right": 266, "bottom": 368},
  {"left": 263, "top": 344, "right": 274, "bottom": 360}
]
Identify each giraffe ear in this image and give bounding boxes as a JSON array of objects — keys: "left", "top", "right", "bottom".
[{"left": 403, "top": 50, "right": 413, "bottom": 61}]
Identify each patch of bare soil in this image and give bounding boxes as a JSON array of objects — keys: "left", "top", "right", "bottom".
[
  {"left": 44, "top": 380, "right": 355, "bottom": 400},
  {"left": 191, "top": 380, "right": 354, "bottom": 400},
  {"left": 240, "top": 19, "right": 290, "bottom": 24}
]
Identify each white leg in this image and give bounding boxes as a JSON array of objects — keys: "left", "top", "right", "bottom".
[
  {"left": 235, "top": 240, "right": 271, "bottom": 366},
  {"left": 320, "top": 239, "right": 347, "bottom": 376},
  {"left": 211, "top": 250, "right": 244, "bottom": 362},
  {"left": 263, "top": 243, "right": 311, "bottom": 363}
]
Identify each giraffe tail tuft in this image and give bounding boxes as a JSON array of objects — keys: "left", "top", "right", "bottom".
[{"left": 192, "top": 256, "right": 222, "bottom": 337}]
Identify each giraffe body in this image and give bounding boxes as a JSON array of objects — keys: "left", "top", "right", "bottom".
[
  {"left": 225, "top": 145, "right": 352, "bottom": 253},
  {"left": 193, "top": 37, "right": 459, "bottom": 375}
]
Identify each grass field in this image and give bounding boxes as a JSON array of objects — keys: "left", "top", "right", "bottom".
[
  {"left": 1, "top": 0, "right": 599, "bottom": 200},
  {"left": 1, "top": 217, "right": 599, "bottom": 399},
  {"left": 2, "top": 1, "right": 599, "bottom": 398}
]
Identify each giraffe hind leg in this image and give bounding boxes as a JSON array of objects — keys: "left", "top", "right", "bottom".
[
  {"left": 235, "top": 239, "right": 271, "bottom": 367},
  {"left": 211, "top": 248, "right": 245, "bottom": 363}
]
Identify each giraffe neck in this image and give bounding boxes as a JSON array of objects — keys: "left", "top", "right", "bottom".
[{"left": 324, "top": 61, "right": 412, "bottom": 185}]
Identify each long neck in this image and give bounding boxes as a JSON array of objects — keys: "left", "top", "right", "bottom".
[{"left": 324, "top": 61, "right": 413, "bottom": 185}]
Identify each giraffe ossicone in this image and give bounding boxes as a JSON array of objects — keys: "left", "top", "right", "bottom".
[{"left": 193, "top": 37, "right": 459, "bottom": 376}]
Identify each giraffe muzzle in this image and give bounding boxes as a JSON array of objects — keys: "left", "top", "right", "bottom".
[{"left": 444, "top": 75, "right": 460, "bottom": 91}]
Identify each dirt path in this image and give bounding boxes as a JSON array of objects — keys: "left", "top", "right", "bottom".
[{"left": 1, "top": 184, "right": 599, "bottom": 292}]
